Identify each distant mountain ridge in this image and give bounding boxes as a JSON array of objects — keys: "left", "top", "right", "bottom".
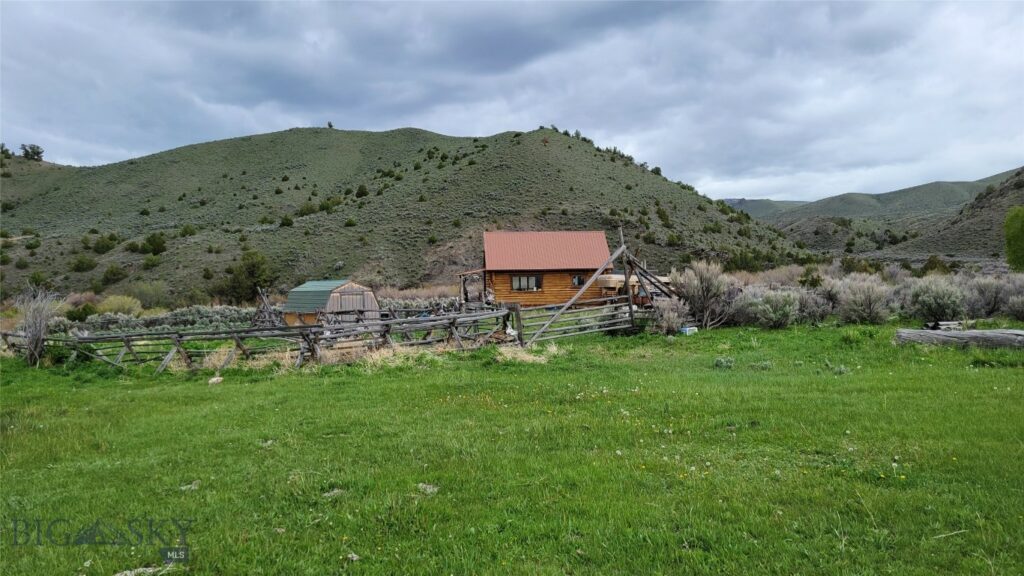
[{"left": 726, "top": 167, "right": 1021, "bottom": 262}]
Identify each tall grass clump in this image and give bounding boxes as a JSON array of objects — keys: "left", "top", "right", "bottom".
[
  {"left": 838, "top": 275, "right": 891, "bottom": 324},
  {"left": 910, "top": 275, "right": 964, "bottom": 323}
]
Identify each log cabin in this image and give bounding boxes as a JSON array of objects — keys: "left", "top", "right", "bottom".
[{"left": 482, "top": 231, "right": 615, "bottom": 306}]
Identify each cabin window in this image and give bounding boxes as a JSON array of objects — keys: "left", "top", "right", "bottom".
[
  {"left": 512, "top": 275, "right": 542, "bottom": 291},
  {"left": 571, "top": 275, "right": 586, "bottom": 287}
]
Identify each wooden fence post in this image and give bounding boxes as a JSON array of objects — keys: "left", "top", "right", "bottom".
[{"left": 509, "top": 304, "right": 525, "bottom": 347}]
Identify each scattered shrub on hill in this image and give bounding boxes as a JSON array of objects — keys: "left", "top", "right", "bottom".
[
  {"left": 671, "top": 261, "right": 737, "bottom": 329},
  {"left": 20, "top": 143, "right": 43, "bottom": 161},
  {"left": 210, "top": 251, "right": 277, "bottom": 304},
  {"left": 910, "top": 275, "right": 964, "bottom": 323},
  {"left": 838, "top": 276, "right": 891, "bottom": 324},
  {"left": 356, "top": 185, "right": 369, "bottom": 198},
  {"left": 919, "top": 255, "right": 951, "bottom": 276},
  {"left": 102, "top": 264, "right": 128, "bottom": 286},
  {"left": 279, "top": 215, "right": 294, "bottom": 227},
  {"left": 753, "top": 289, "right": 799, "bottom": 329},
  {"left": 96, "top": 295, "right": 143, "bottom": 317},
  {"left": 142, "top": 255, "right": 161, "bottom": 270},
  {"left": 180, "top": 224, "right": 197, "bottom": 237},
  {"left": 92, "top": 236, "right": 116, "bottom": 254},
  {"left": 1006, "top": 206, "right": 1024, "bottom": 272},
  {"left": 25, "top": 238, "right": 41, "bottom": 250},
  {"left": 344, "top": 218, "right": 356, "bottom": 227},
  {"left": 0, "top": 253, "right": 10, "bottom": 266},
  {"left": 65, "top": 303, "right": 97, "bottom": 322},
  {"left": 140, "top": 233, "right": 167, "bottom": 255},
  {"left": 963, "top": 276, "right": 1008, "bottom": 318},
  {"left": 653, "top": 298, "right": 690, "bottom": 334},
  {"left": 798, "top": 266, "right": 823, "bottom": 288},
  {"left": 295, "top": 202, "right": 318, "bottom": 217},
  {"left": 15, "top": 257, "right": 29, "bottom": 269},
  {"left": 70, "top": 254, "right": 97, "bottom": 272},
  {"left": 123, "top": 281, "right": 173, "bottom": 309},
  {"left": 139, "top": 208, "right": 150, "bottom": 216}
]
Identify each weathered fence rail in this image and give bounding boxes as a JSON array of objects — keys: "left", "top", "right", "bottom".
[{"left": 1, "top": 307, "right": 520, "bottom": 373}]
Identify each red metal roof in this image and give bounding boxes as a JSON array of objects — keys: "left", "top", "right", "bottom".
[{"left": 484, "top": 231, "right": 611, "bottom": 271}]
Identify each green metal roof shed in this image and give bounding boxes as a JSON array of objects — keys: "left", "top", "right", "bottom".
[
  {"left": 281, "top": 279, "right": 381, "bottom": 325},
  {"left": 282, "top": 280, "right": 352, "bottom": 313}
]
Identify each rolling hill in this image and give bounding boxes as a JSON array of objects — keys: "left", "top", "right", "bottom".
[
  {"left": 732, "top": 168, "right": 1021, "bottom": 259},
  {"left": 890, "top": 167, "right": 1024, "bottom": 260},
  {"left": 0, "top": 127, "right": 803, "bottom": 300},
  {"left": 722, "top": 198, "right": 807, "bottom": 220}
]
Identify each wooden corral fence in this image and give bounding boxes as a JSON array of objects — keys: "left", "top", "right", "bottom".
[
  {"left": 1, "top": 240, "right": 680, "bottom": 371},
  {"left": 1, "top": 308, "right": 518, "bottom": 373}
]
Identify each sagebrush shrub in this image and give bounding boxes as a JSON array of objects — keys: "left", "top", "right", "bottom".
[
  {"left": 671, "top": 261, "right": 737, "bottom": 329},
  {"left": 731, "top": 285, "right": 766, "bottom": 326},
  {"left": 96, "top": 295, "right": 143, "bottom": 317},
  {"left": 817, "top": 278, "right": 842, "bottom": 311},
  {"left": 753, "top": 289, "right": 799, "bottom": 329},
  {"left": 838, "top": 278, "right": 891, "bottom": 324},
  {"left": 797, "top": 290, "right": 830, "bottom": 324},
  {"left": 653, "top": 298, "right": 690, "bottom": 334},
  {"left": 910, "top": 275, "right": 964, "bottom": 323},
  {"left": 963, "top": 276, "right": 1008, "bottom": 318},
  {"left": 1006, "top": 295, "right": 1024, "bottom": 321}
]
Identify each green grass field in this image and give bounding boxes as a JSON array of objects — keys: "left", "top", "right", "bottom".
[{"left": 2, "top": 325, "right": 1023, "bottom": 574}]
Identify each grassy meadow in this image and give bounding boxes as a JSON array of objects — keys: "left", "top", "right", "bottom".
[{"left": 1, "top": 324, "right": 1023, "bottom": 574}]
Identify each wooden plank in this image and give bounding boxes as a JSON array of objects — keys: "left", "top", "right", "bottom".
[
  {"left": 233, "top": 335, "right": 252, "bottom": 359},
  {"left": 895, "top": 329, "right": 1024, "bottom": 348},
  {"left": 530, "top": 322, "right": 633, "bottom": 343},
  {"left": 218, "top": 347, "right": 237, "bottom": 371},
  {"left": 171, "top": 335, "right": 194, "bottom": 370},
  {"left": 123, "top": 337, "right": 141, "bottom": 363},
  {"left": 155, "top": 348, "right": 177, "bottom": 374},
  {"left": 450, "top": 318, "right": 464, "bottom": 349}
]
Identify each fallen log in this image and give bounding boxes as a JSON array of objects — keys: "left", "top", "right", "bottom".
[{"left": 895, "top": 329, "right": 1024, "bottom": 348}]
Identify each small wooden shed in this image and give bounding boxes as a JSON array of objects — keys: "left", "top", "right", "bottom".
[{"left": 282, "top": 279, "right": 380, "bottom": 325}]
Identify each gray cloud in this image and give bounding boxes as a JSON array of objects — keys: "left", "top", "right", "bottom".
[{"left": 2, "top": 1, "right": 1021, "bottom": 199}]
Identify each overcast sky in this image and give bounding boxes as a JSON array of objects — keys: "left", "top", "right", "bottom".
[{"left": 1, "top": 2, "right": 1021, "bottom": 201}]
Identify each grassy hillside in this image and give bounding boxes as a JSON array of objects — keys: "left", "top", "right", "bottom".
[
  {"left": 770, "top": 169, "right": 1017, "bottom": 227},
  {"left": 888, "top": 167, "right": 1024, "bottom": 259},
  {"left": 0, "top": 128, "right": 802, "bottom": 300},
  {"left": 722, "top": 198, "right": 806, "bottom": 220},
  {"left": 3, "top": 327, "right": 1023, "bottom": 573},
  {"left": 761, "top": 168, "right": 1021, "bottom": 258}
]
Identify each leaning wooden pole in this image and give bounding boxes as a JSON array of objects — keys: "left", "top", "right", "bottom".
[
  {"left": 618, "top": 228, "right": 636, "bottom": 330},
  {"left": 525, "top": 244, "right": 627, "bottom": 347}
]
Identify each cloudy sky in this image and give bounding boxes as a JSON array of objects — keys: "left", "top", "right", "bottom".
[{"left": 1, "top": 1, "right": 1021, "bottom": 200}]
